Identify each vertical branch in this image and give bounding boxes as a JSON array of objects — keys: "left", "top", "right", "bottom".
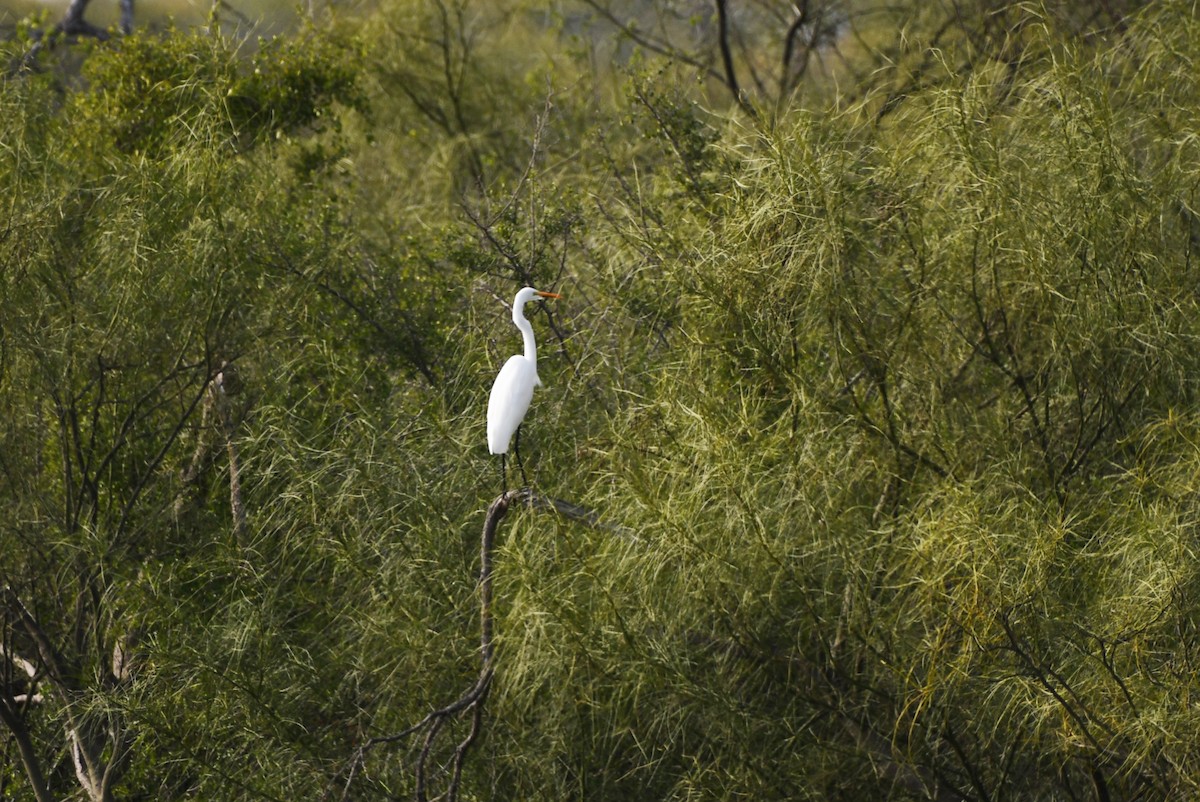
[
  {"left": 214, "top": 364, "right": 246, "bottom": 542},
  {"left": 780, "top": 0, "right": 811, "bottom": 99},
  {"left": 173, "top": 394, "right": 215, "bottom": 519},
  {"left": 336, "top": 490, "right": 618, "bottom": 801},
  {"left": 0, "top": 699, "right": 56, "bottom": 802},
  {"left": 337, "top": 492, "right": 514, "bottom": 802},
  {"left": 434, "top": 0, "right": 486, "bottom": 189},
  {"left": 118, "top": 0, "right": 134, "bottom": 35},
  {"left": 59, "top": 0, "right": 108, "bottom": 37},
  {"left": 714, "top": 0, "right": 756, "bottom": 118},
  {"left": 477, "top": 492, "right": 503, "bottom": 671}
]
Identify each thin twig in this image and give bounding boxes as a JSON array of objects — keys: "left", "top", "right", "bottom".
[{"left": 576, "top": 0, "right": 725, "bottom": 85}]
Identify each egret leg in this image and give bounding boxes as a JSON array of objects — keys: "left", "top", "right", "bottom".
[
  {"left": 515, "top": 424, "right": 529, "bottom": 488},
  {"left": 498, "top": 453, "right": 509, "bottom": 494}
]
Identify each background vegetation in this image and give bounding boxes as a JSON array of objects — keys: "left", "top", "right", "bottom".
[{"left": 2, "top": 1, "right": 1199, "bottom": 800}]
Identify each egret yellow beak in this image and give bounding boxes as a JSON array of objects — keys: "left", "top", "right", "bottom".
[{"left": 536, "top": 291, "right": 562, "bottom": 299}]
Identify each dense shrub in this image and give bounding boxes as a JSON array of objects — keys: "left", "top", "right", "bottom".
[{"left": 3, "top": 2, "right": 1200, "bottom": 800}]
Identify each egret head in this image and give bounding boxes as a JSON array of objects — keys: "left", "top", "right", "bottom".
[
  {"left": 514, "top": 287, "right": 561, "bottom": 305},
  {"left": 512, "top": 287, "right": 561, "bottom": 320}
]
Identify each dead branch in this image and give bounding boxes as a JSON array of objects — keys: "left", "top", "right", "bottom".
[
  {"left": 169, "top": 361, "right": 247, "bottom": 541},
  {"left": 16, "top": 0, "right": 127, "bottom": 72},
  {"left": 0, "top": 696, "right": 56, "bottom": 802},
  {"left": 714, "top": 0, "right": 757, "bottom": 119},
  {"left": 575, "top": 0, "right": 726, "bottom": 85},
  {"left": 213, "top": 363, "right": 246, "bottom": 542},
  {"left": 779, "top": 0, "right": 811, "bottom": 99},
  {"left": 336, "top": 489, "right": 620, "bottom": 801},
  {"left": 2, "top": 587, "right": 75, "bottom": 687},
  {"left": 527, "top": 493, "right": 637, "bottom": 541}
]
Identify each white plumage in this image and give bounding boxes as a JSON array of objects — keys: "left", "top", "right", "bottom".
[
  {"left": 487, "top": 354, "right": 538, "bottom": 455},
  {"left": 487, "top": 288, "right": 561, "bottom": 481}
]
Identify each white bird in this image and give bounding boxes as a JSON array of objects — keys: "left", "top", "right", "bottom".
[{"left": 488, "top": 287, "right": 561, "bottom": 490}]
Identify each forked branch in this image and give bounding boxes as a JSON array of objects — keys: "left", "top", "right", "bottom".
[
  {"left": 16, "top": 0, "right": 132, "bottom": 71},
  {"left": 337, "top": 489, "right": 617, "bottom": 801}
]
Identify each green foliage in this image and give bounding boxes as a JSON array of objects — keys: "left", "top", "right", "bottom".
[
  {"left": 0, "top": 18, "right": 458, "bottom": 800},
  {"left": 236, "top": 30, "right": 365, "bottom": 138},
  {"left": 74, "top": 30, "right": 237, "bottom": 155},
  {"left": 72, "top": 25, "right": 363, "bottom": 157},
  {"left": 4, "top": 1, "right": 1200, "bottom": 801},
  {"left": 563, "top": 4, "right": 1200, "bottom": 799}
]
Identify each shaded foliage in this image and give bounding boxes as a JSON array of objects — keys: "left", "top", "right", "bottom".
[{"left": 3, "top": 1, "right": 1200, "bottom": 801}]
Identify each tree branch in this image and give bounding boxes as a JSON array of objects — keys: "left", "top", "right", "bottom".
[
  {"left": 2, "top": 586, "right": 75, "bottom": 689},
  {"left": 576, "top": 0, "right": 726, "bottom": 85},
  {"left": 0, "top": 644, "right": 39, "bottom": 682},
  {"left": 213, "top": 363, "right": 246, "bottom": 542},
  {"left": 59, "top": 0, "right": 105, "bottom": 36},
  {"left": 16, "top": 0, "right": 125, "bottom": 72},
  {"left": 337, "top": 489, "right": 622, "bottom": 800},
  {"left": 0, "top": 697, "right": 56, "bottom": 802},
  {"left": 779, "top": 0, "right": 810, "bottom": 98},
  {"left": 714, "top": 0, "right": 757, "bottom": 118}
]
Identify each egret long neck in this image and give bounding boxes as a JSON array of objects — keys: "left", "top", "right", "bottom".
[{"left": 516, "top": 313, "right": 537, "bottom": 364}]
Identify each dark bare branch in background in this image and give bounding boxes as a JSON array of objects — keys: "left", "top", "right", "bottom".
[
  {"left": 1, "top": 600, "right": 55, "bottom": 802},
  {"left": 779, "top": 0, "right": 819, "bottom": 100},
  {"left": 575, "top": 0, "right": 726, "bottom": 83},
  {"left": 575, "top": 0, "right": 1139, "bottom": 120},
  {"left": 55, "top": 0, "right": 110, "bottom": 39},
  {"left": 714, "top": 0, "right": 757, "bottom": 118},
  {"left": 16, "top": 0, "right": 132, "bottom": 71},
  {"left": 213, "top": 363, "right": 247, "bottom": 542}
]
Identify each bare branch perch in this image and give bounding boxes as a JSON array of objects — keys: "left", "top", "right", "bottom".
[
  {"left": 527, "top": 493, "right": 637, "bottom": 540},
  {"left": 337, "top": 489, "right": 621, "bottom": 801}
]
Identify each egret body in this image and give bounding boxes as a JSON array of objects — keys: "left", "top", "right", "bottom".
[{"left": 487, "top": 287, "right": 560, "bottom": 488}]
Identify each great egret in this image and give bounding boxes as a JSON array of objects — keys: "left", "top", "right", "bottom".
[{"left": 488, "top": 287, "right": 561, "bottom": 489}]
